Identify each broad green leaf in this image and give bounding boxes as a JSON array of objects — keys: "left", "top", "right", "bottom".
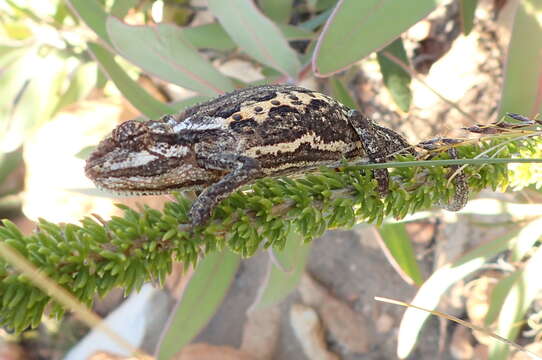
[
  {"left": 378, "top": 223, "right": 423, "bottom": 286},
  {"left": 397, "top": 230, "right": 518, "bottom": 358},
  {"left": 88, "top": 42, "right": 175, "bottom": 119},
  {"left": 106, "top": 17, "right": 234, "bottom": 96},
  {"left": 377, "top": 38, "right": 412, "bottom": 112},
  {"left": 459, "top": 0, "right": 478, "bottom": 35},
  {"left": 250, "top": 233, "right": 311, "bottom": 310},
  {"left": 183, "top": 23, "right": 236, "bottom": 51},
  {"left": 208, "top": 0, "right": 302, "bottom": 78},
  {"left": 313, "top": 0, "right": 445, "bottom": 76},
  {"left": 52, "top": 62, "right": 97, "bottom": 116},
  {"left": 184, "top": 23, "right": 312, "bottom": 51},
  {"left": 258, "top": 0, "right": 294, "bottom": 23},
  {"left": 67, "top": 0, "right": 111, "bottom": 45},
  {"left": 489, "top": 246, "right": 542, "bottom": 360},
  {"left": 498, "top": 0, "right": 542, "bottom": 119},
  {"left": 329, "top": 77, "right": 357, "bottom": 109},
  {"left": 156, "top": 250, "right": 240, "bottom": 360}
]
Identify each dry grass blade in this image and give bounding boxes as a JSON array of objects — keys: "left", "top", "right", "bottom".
[
  {"left": 375, "top": 296, "right": 542, "bottom": 360},
  {"left": 0, "top": 242, "right": 152, "bottom": 360}
]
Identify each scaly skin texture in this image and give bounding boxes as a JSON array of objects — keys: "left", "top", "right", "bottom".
[{"left": 85, "top": 84, "right": 467, "bottom": 226}]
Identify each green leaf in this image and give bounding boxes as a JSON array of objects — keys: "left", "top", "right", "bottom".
[
  {"left": 459, "top": 0, "right": 478, "bottom": 35},
  {"left": 183, "top": 23, "right": 237, "bottom": 51},
  {"left": 258, "top": 0, "right": 294, "bottom": 23},
  {"left": 0, "top": 148, "right": 22, "bottom": 189},
  {"left": 67, "top": 0, "right": 111, "bottom": 45},
  {"left": 498, "top": 0, "right": 542, "bottom": 119},
  {"left": 377, "top": 38, "right": 412, "bottom": 112},
  {"left": 88, "top": 42, "right": 175, "bottom": 119},
  {"left": 313, "top": 0, "right": 445, "bottom": 76},
  {"left": 484, "top": 271, "right": 520, "bottom": 326},
  {"left": 329, "top": 77, "right": 357, "bottom": 109},
  {"left": 250, "top": 232, "right": 311, "bottom": 310},
  {"left": 156, "top": 250, "right": 240, "bottom": 360},
  {"left": 397, "top": 229, "right": 519, "bottom": 358},
  {"left": 378, "top": 223, "right": 423, "bottom": 286},
  {"left": 489, "top": 246, "right": 542, "bottom": 360},
  {"left": 106, "top": 17, "right": 234, "bottom": 96},
  {"left": 208, "top": 0, "right": 302, "bottom": 78}
]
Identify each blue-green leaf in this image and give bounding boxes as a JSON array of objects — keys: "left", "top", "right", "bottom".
[
  {"left": 106, "top": 18, "right": 234, "bottom": 96},
  {"left": 313, "top": 0, "right": 446, "bottom": 76},
  {"left": 208, "top": 0, "right": 302, "bottom": 78}
]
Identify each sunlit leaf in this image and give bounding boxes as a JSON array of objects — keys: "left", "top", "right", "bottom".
[
  {"left": 498, "top": 0, "right": 542, "bottom": 119},
  {"left": 208, "top": 0, "right": 302, "bottom": 78},
  {"left": 4, "top": 52, "right": 67, "bottom": 152},
  {"left": 397, "top": 230, "right": 518, "bottom": 358},
  {"left": 250, "top": 232, "right": 311, "bottom": 310},
  {"left": 52, "top": 63, "right": 97, "bottom": 116},
  {"left": 313, "top": 0, "right": 446, "bottom": 76},
  {"left": 88, "top": 42, "right": 175, "bottom": 119},
  {"left": 156, "top": 250, "right": 240, "bottom": 360},
  {"left": 378, "top": 223, "right": 423, "bottom": 286},
  {"left": 377, "top": 38, "right": 412, "bottom": 112},
  {"left": 106, "top": 17, "right": 234, "bottom": 96},
  {"left": 489, "top": 246, "right": 542, "bottom": 360}
]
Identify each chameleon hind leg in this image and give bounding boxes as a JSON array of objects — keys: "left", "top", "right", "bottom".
[{"left": 418, "top": 138, "right": 469, "bottom": 211}]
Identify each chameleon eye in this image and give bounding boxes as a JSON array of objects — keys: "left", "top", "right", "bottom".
[{"left": 112, "top": 120, "right": 146, "bottom": 144}]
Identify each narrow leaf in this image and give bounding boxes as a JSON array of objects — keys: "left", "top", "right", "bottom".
[
  {"left": 88, "top": 42, "right": 175, "bottom": 119},
  {"left": 490, "top": 246, "right": 542, "bottom": 360},
  {"left": 156, "top": 250, "right": 240, "bottom": 360},
  {"left": 377, "top": 38, "right": 412, "bottom": 112},
  {"left": 498, "top": 0, "right": 542, "bottom": 119},
  {"left": 378, "top": 224, "right": 423, "bottom": 286},
  {"left": 313, "top": 0, "right": 446, "bottom": 76},
  {"left": 106, "top": 17, "right": 234, "bottom": 96},
  {"left": 208, "top": 0, "right": 302, "bottom": 78}
]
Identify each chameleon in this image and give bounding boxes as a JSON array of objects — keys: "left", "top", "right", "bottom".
[{"left": 85, "top": 84, "right": 468, "bottom": 227}]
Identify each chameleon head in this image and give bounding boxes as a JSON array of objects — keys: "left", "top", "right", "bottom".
[{"left": 85, "top": 118, "right": 217, "bottom": 195}]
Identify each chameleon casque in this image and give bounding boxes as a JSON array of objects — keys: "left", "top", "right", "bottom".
[{"left": 85, "top": 84, "right": 467, "bottom": 227}]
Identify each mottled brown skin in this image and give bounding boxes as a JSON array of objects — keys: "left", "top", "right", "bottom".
[{"left": 85, "top": 84, "right": 467, "bottom": 226}]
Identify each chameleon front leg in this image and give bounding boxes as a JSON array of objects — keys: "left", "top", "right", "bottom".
[
  {"left": 190, "top": 152, "right": 262, "bottom": 227},
  {"left": 346, "top": 109, "right": 397, "bottom": 196}
]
